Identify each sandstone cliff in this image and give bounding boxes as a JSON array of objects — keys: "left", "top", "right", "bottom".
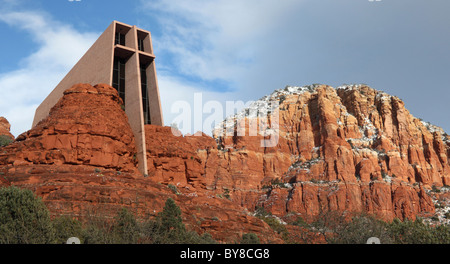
[
  {"left": 0, "top": 83, "right": 448, "bottom": 242},
  {"left": 0, "top": 83, "right": 282, "bottom": 243},
  {"left": 0, "top": 117, "right": 14, "bottom": 140},
  {"left": 206, "top": 84, "right": 448, "bottom": 221}
]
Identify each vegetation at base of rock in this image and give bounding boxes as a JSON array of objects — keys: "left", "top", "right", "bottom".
[
  {"left": 254, "top": 207, "right": 289, "bottom": 241},
  {"left": 0, "top": 186, "right": 55, "bottom": 244},
  {"left": 287, "top": 210, "right": 450, "bottom": 244},
  {"left": 52, "top": 216, "right": 84, "bottom": 244},
  {"left": 0, "top": 135, "right": 13, "bottom": 147},
  {"left": 262, "top": 178, "right": 289, "bottom": 189},
  {"left": 167, "top": 184, "right": 179, "bottom": 195},
  {"left": 1, "top": 186, "right": 450, "bottom": 244},
  {"left": 240, "top": 233, "right": 261, "bottom": 244},
  {"left": 0, "top": 186, "right": 216, "bottom": 244}
]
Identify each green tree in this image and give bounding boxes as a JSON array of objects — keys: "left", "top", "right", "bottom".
[
  {"left": 388, "top": 218, "right": 450, "bottom": 244},
  {"left": 143, "top": 198, "right": 217, "bottom": 244},
  {"left": 113, "top": 208, "right": 140, "bottom": 244},
  {"left": 52, "top": 216, "right": 83, "bottom": 244},
  {"left": 329, "top": 214, "right": 394, "bottom": 244},
  {"left": 0, "top": 186, "right": 55, "bottom": 244},
  {"left": 157, "top": 198, "right": 185, "bottom": 232}
]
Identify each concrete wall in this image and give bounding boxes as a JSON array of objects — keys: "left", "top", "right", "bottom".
[
  {"left": 144, "top": 31, "right": 163, "bottom": 126},
  {"left": 146, "top": 60, "right": 164, "bottom": 126},
  {"left": 124, "top": 51, "right": 148, "bottom": 175},
  {"left": 33, "top": 22, "right": 115, "bottom": 127},
  {"left": 32, "top": 21, "right": 164, "bottom": 177}
]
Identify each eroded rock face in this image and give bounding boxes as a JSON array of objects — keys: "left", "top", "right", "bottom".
[
  {"left": 0, "top": 83, "right": 138, "bottom": 172},
  {"left": 130, "top": 84, "right": 445, "bottom": 222},
  {"left": 0, "top": 117, "right": 14, "bottom": 140},
  {"left": 0, "top": 83, "right": 282, "bottom": 243},
  {"left": 207, "top": 84, "right": 445, "bottom": 221},
  {"left": 0, "top": 83, "right": 447, "bottom": 242}
]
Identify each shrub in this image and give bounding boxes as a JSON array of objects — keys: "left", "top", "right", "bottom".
[
  {"left": 263, "top": 217, "right": 288, "bottom": 235},
  {"left": 301, "top": 210, "right": 450, "bottom": 244},
  {"left": 431, "top": 185, "right": 441, "bottom": 193},
  {"left": 0, "top": 187, "right": 216, "bottom": 244},
  {"left": 167, "top": 184, "right": 179, "bottom": 194},
  {"left": 142, "top": 198, "right": 216, "bottom": 244},
  {"left": 329, "top": 214, "right": 394, "bottom": 244},
  {"left": 0, "top": 135, "right": 13, "bottom": 148},
  {"left": 388, "top": 218, "right": 450, "bottom": 244},
  {"left": 52, "top": 216, "right": 83, "bottom": 244},
  {"left": 222, "top": 188, "right": 231, "bottom": 200},
  {"left": 82, "top": 221, "right": 117, "bottom": 244},
  {"left": 0, "top": 186, "right": 55, "bottom": 244},
  {"left": 157, "top": 198, "right": 185, "bottom": 232},
  {"left": 254, "top": 206, "right": 271, "bottom": 218},
  {"left": 240, "top": 233, "right": 260, "bottom": 244},
  {"left": 113, "top": 208, "right": 140, "bottom": 244},
  {"left": 293, "top": 216, "right": 309, "bottom": 228}
]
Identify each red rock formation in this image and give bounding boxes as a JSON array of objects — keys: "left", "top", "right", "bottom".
[
  {"left": 0, "top": 83, "right": 138, "bottom": 172},
  {"left": 0, "top": 83, "right": 282, "bottom": 243},
  {"left": 0, "top": 117, "right": 14, "bottom": 140},
  {"left": 0, "top": 83, "right": 447, "bottom": 242},
  {"left": 210, "top": 84, "right": 444, "bottom": 221}
]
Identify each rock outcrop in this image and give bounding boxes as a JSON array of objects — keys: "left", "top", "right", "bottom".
[
  {"left": 0, "top": 83, "right": 448, "bottom": 242},
  {"left": 0, "top": 117, "right": 14, "bottom": 140},
  {"left": 0, "top": 83, "right": 282, "bottom": 243},
  {"left": 0, "top": 83, "right": 138, "bottom": 172},
  {"left": 207, "top": 84, "right": 447, "bottom": 221}
]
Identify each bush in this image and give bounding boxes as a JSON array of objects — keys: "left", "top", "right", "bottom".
[
  {"left": 240, "top": 233, "right": 260, "bottom": 244},
  {"left": 298, "top": 210, "right": 450, "bottom": 244},
  {"left": 254, "top": 207, "right": 289, "bottom": 241},
  {"left": 113, "top": 208, "right": 140, "bottom": 244},
  {"left": 142, "top": 198, "right": 216, "bottom": 244},
  {"left": 0, "top": 186, "right": 55, "bottom": 244},
  {"left": 292, "top": 216, "right": 309, "bottom": 228},
  {"left": 329, "top": 214, "right": 394, "bottom": 244},
  {"left": 388, "top": 218, "right": 450, "bottom": 244},
  {"left": 0, "top": 187, "right": 217, "bottom": 244},
  {"left": 52, "top": 216, "right": 83, "bottom": 244},
  {"left": 262, "top": 217, "right": 288, "bottom": 235},
  {"left": 157, "top": 198, "right": 185, "bottom": 232},
  {"left": 167, "top": 184, "right": 179, "bottom": 194},
  {"left": 0, "top": 135, "right": 13, "bottom": 147}
]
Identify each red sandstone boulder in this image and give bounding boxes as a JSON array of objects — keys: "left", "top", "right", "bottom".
[
  {"left": 0, "top": 83, "right": 138, "bottom": 172},
  {"left": 0, "top": 117, "right": 14, "bottom": 140}
]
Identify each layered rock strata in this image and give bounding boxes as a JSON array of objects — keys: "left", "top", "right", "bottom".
[{"left": 0, "top": 83, "right": 448, "bottom": 242}]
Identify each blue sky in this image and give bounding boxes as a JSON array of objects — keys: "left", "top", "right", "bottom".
[{"left": 0, "top": 0, "right": 449, "bottom": 136}]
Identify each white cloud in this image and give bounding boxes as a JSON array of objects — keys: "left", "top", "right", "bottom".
[
  {"left": 0, "top": 11, "right": 99, "bottom": 137},
  {"left": 145, "top": 0, "right": 450, "bottom": 135},
  {"left": 143, "top": 0, "right": 304, "bottom": 83},
  {"left": 141, "top": 0, "right": 305, "bottom": 134}
]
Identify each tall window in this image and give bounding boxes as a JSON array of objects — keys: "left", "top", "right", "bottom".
[
  {"left": 141, "top": 66, "right": 151, "bottom": 124},
  {"left": 113, "top": 57, "right": 126, "bottom": 104},
  {"left": 115, "top": 32, "right": 126, "bottom": 46},
  {"left": 138, "top": 38, "right": 145, "bottom": 52}
]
